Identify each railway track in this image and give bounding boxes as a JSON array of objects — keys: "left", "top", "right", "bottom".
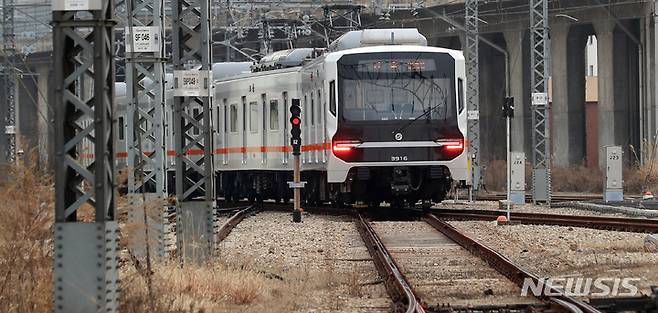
[
  {"left": 158, "top": 201, "right": 657, "bottom": 311},
  {"left": 476, "top": 193, "right": 602, "bottom": 203},
  {"left": 431, "top": 208, "right": 658, "bottom": 233},
  {"left": 356, "top": 212, "right": 602, "bottom": 313},
  {"left": 215, "top": 205, "right": 255, "bottom": 243}
]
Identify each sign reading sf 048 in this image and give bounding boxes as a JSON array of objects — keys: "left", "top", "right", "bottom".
[{"left": 173, "top": 70, "right": 213, "bottom": 97}]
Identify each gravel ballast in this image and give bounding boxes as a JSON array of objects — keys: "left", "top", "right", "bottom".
[
  {"left": 449, "top": 220, "right": 658, "bottom": 297},
  {"left": 217, "top": 211, "right": 391, "bottom": 312},
  {"left": 371, "top": 221, "right": 539, "bottom": 307}
]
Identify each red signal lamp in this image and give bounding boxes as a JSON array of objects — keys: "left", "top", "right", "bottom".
[{"left": 291, "top": 117, "right": 301, "bottom": 126}]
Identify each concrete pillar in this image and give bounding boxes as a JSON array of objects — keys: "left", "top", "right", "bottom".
[
  {"left": 504, "top": 30, "right": 529, "bottom": 156},
  {"left": 479, "top": 33, "right": 507, "bottom": 162},
  {"left": 551, "top": 23, "right": 587, "bottom": 166},
  {"left": 595, "top": 19, "right": 641, "bottom": 166},
  {"left": 551, "top": 24, "right": 571, "bottom": 167},
  {"left": 595, "top": 20, "right": 617, "bottom": 166}
]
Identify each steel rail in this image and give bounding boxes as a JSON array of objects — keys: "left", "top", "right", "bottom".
[
  {"left": 477, "top": 194, "right": 601, "bottom": 203},
  {"left": 355, "top": 214, "right": 424, "bottom": 313},
  {"left": 431, "top": 208, "right": 658, "bottom": 233},
  {"left": 423, "top": 214, "right": 601, "bottom": 313},
  {"left": 216, "top": 205, "right": 254, "bottom": 243}
]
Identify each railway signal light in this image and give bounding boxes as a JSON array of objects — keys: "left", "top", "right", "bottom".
[
  {"left": 290, "top": 99, "right": 302, "bottom": 155},
  {"left": 502, "top": 97, "right": 514, "bottom": 118}
]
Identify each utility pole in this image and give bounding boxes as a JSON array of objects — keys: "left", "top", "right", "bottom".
[
  {"left": 125, "top": 0, "right": 167, "bottom": 260},
  {"left": 2, "top": 0, "right": 16, "bottom": 164},
  {"left": 172, "top": 0, "right": 216, "bottom": 262},
  {"left": 52, "top": 0, "right": 119, "bottom": 310},
  {"left": 530, "top": 0, "right": 552, "bottom": 203},
  {"left": 464, "top": 0, "right": 480, "bottom": 199}
]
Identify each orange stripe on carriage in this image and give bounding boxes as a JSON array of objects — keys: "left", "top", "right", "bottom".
[{"left": 110, "top": 142, "right": 330, "bottom": 159}]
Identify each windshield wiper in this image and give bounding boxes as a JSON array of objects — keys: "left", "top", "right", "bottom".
[{"left": 390, "top": 102, "right": 443, "bottom": 135}]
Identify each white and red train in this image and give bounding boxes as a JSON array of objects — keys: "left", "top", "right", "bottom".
[{"left": 111, "top": 28, "right": 470, "bottom": 207}]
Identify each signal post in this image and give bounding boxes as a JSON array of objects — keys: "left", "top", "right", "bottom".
[{"left": 289, "top": 99, "right": 304, "bottom": 222}]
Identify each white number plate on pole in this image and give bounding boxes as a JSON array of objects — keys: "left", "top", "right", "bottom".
[
  {"left": 173, "top": 70, "right": 213, "bottom": 97},
  {"left": 125, "top": 26, "right": 161, "bottom": 53},
  {"left": 52, "top": 0, "right": 101, "bottom": 11},
  {"left": 531, "top": 92, "right": 548, "bottom": 106},
  {"left": 4, "top": 126, "right": 15, "bottom": 134},
  {"left": 467, "top": 110, "right": 479, "bottom": 120}
]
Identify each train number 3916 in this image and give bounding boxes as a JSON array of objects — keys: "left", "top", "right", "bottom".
[{"left": 391, "top": 155, "right": 409, "bottom": 162}]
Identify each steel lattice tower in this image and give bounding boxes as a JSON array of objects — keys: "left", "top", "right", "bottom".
[
  {"left": 172, "top": 0, "right": 216, "bottom": 262},
  {"left": 2, "top": 0, "right": 16, "bottom": 163},
  {"left": 125, "top": 0, "right": 167, "bottom": 260},
  {"left": 465, "top": 0, "right": 480, "bottom": 192},
  {"left": 52, "top": 0, "right": 119, "bottom": 311},
  {"left": 530, "top": 0, "right": 551, "bottom": 203}
]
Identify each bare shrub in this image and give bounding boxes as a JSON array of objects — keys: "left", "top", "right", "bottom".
[
  {"left": 483, "top": 159, "right": 604, "bottom": 193},
  {"left": 0, "top": 155, "right": 54, "bottom": 313},
  {"left": 552, "top": 165, "right": 603, "bottom": 193},
  {"left": 482, "top": 159, "right": 507, "bottom": 192}
]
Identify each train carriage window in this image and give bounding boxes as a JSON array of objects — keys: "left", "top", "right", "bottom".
[
  {"left": 317, "top": 89, "right": 321, "bottom": 122},
  {"left": 249, "top": 101, "right": 258, "bottom": 132},
  {"left": 329, "top": 80, "right": 336, "bottom": 116},
  {"left": 220, "top": 99, "right": 226, "bottom": 133},
  {"left": 270, "top": 100, "right": 279, "bottom": 130},
  {"left": 241, "top": 97, "right": 247, "bottom": 132},
  {"left": 310, "top": 93, "right": 315, "bottom": 125},
  {"left": 229, "top": 104, "right": 238, "bottom": 132},
  {"left": 118, "top": 116, "right": 125, "bottom": 140},
  {"left": 303, "top": 95, "right": 307, "bottom": 122},
  {"left": 458, "top": 78, "right": 465, "bottom": 113}
]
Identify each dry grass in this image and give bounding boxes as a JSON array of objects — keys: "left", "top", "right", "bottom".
[
  {"left": 552, "top": 165, "right": 603, "bottom": 193},
  {"left": 120, "top": 259, "right": 342, "bottom": 313},
  {"left": 0, "top": 154, "right": 346, "bottom": 313},
  {"left": 482, "top": 158, "right": 658, "bottom": 194},
  {"left": 0, "top": 155, "right": 54, "bottom": 313}
]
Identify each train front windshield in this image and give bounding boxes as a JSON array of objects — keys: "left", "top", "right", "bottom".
[{"left": 337, "top": 52, "right": 457, "bottom": 124}]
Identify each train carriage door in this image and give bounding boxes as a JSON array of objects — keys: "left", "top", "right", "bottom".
[
  {"left": 222, "top": 99, "right": 228, "bottom": 165},
  {"left": 320, "top": 86, "right": 326, "bottom": 163},
  {"left": 316, "top": 88, "right": 321, "bottom": 163},
  {"left": 261, "top": 93, "right": 267, "bottom": 163},
  {"left": 241, "top": 96, "right": 247, "bottom": 164},
  {"left": 310, "top": 92, "right": 315, "bottom": 163},
  {"left": 282, "top": 91, "right": 289, "bottom": 164}
]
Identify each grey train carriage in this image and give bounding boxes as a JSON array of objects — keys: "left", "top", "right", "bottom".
[{"left": 114, "top": 28, "right": 470, "bottom": 208}]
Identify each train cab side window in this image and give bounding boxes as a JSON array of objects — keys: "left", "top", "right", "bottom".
[
  {"left": 229, "top": 104, "right": 237, "bottom": 132},
  {"left": 270, "top": 100, "right": 279, "bottom": 130},
  {"left": 249, "top": 101, "right": 258, "bottom": 132},
  {"left": 118, "top": 116, "right": 125, "bottom": 140},
  {"left": 329, "top": 80, "right": 336, "bottom": 116},
  {"left": 458, "top": 78, "right": 465, "bottom": 113}
]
